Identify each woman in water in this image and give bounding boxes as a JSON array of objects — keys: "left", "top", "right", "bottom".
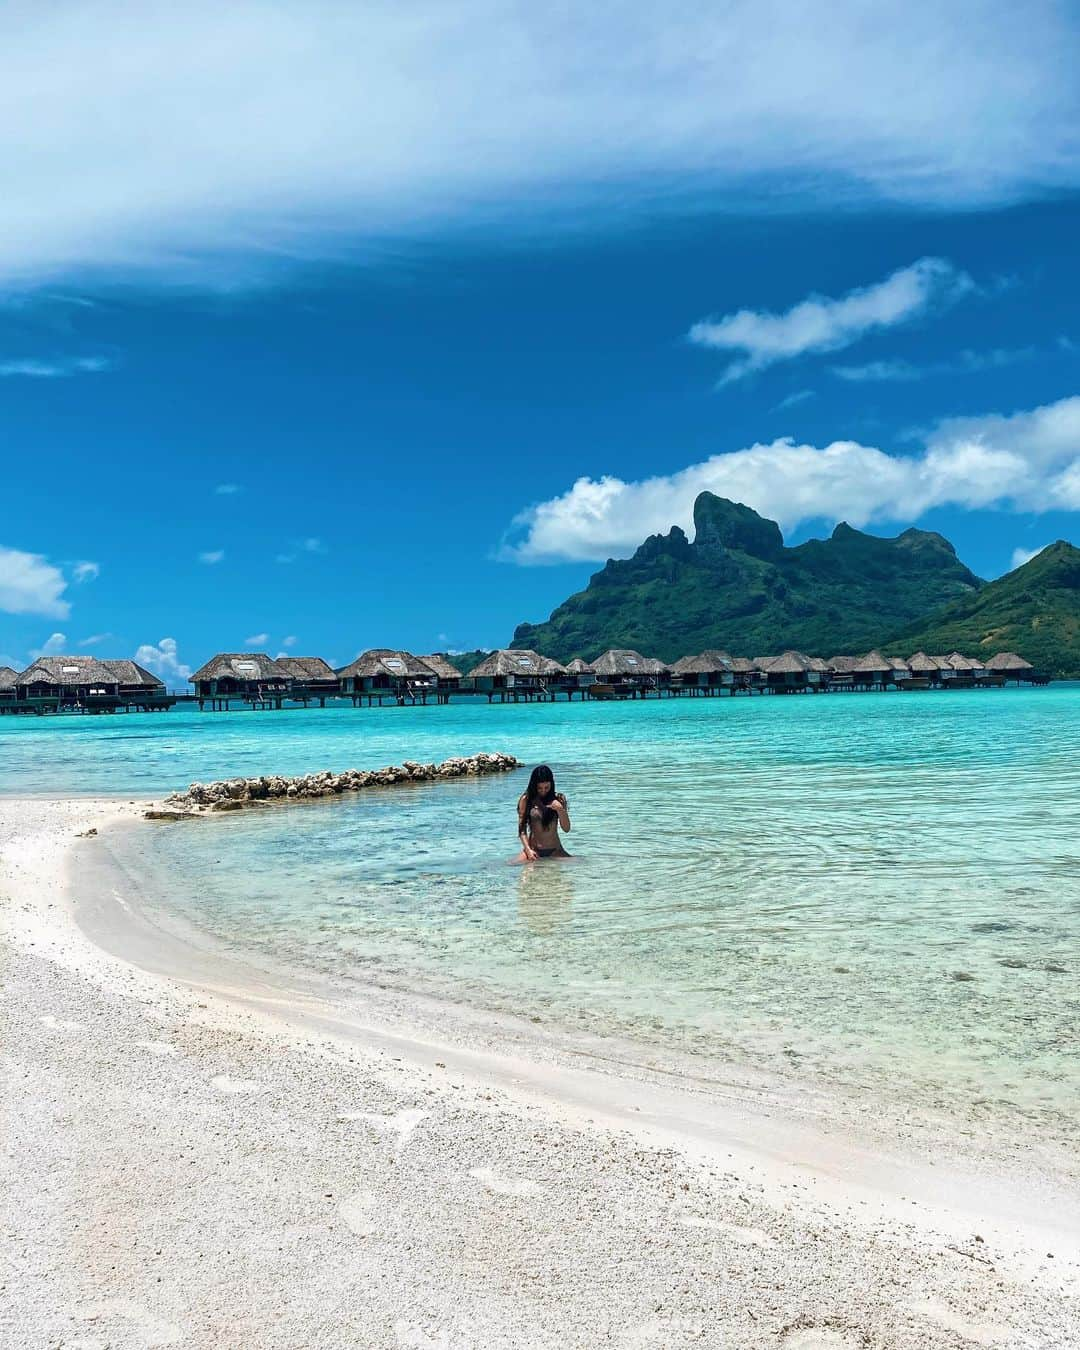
[{"left": 512, "top": 764, "right": 571, "bottom": 862}]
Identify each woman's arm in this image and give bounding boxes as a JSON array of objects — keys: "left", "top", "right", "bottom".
[
  {"left": 518, "top": 795, "right": 538, "bottom": 860},
  {"left": 552, "top": 792, "right": 571, "bottom": 832}
]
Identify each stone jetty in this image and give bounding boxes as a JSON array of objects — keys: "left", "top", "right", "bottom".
[{"left": 156, "top": 751, "right": 520, "bottom": 816}]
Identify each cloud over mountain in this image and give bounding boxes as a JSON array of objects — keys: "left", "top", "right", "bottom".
[{"left": 503, "top": 395, "right": 1080, "bottom": 563}]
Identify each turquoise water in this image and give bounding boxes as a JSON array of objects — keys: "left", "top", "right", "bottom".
[{"left": 3, "top": 689, "right": 1078, "bottom": 1128}]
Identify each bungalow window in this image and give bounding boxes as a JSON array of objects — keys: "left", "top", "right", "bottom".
[
  {"left": 61, "top": 666, "right": 80, "bottom": 675},
  {"left": 234, "top": 661, "right": 257, "bottom": 676},
  {"left": 384, "top": 658, "right": 404, "bottom": 670}
]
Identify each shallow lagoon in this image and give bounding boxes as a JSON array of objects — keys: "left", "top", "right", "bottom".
[{"left": 4, "top": 687, "right": 1078, "bottom": 1127}]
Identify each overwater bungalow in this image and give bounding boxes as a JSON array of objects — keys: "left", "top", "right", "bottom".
[
  {"left": 759, "top": 651, "right": 823, "bottom": 691},
  {"left": 559, "top": 656, "right": 593, "bottom": 689},
  {"left": 15, "top": 655, "right": 118, "bottom": 704},
  {"left": 852, "top": 650, "right": 891, "bottom": 688},
  {"left": 983, "top": 651, "right": 1039, "bottom": 683},
  {"left": 99, "top": 659, "right": 166, "bottom": 701},
  {"left": 190, "top": 653, "right": 291, "bottom": 710},
  {"left": 905, "top": 651, "right": 941, "bottom": 688},
  {"left": 0, "top": 666, "right": 16, "bottom": 706},
  {"left": 941, "top": 651, "right": 983, "bottom": 688},
  {"left": 669, "top": 650, "right": 733, "bottom": 694},
  {"left": 276, "top": 656, "right": 340, "bottom": 704},
  {"left": 589, "top": 649, "right": 667, "bottom": 697},
  {"left": 336, "top": 650, "right": 438, "bottom": 704},
  {"left": 467, "top": 649, "right": 565, "bottom": 700},
  {"left": 726, "top": 656, "right": 760, "bottom": 691},
  {"left": 417, "top": 654, "right": 464, "bottom": 698},
  {"left": 887, "top": 656, "right": 913, "bottom": 685}
]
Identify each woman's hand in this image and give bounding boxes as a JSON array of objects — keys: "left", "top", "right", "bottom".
[{"left": 523, "top": 843, "right": 539, "bottom": 861}]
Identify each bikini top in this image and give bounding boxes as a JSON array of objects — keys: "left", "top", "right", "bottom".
[{"left": 526, "top": 799, "right": 558, "bottom": 830}]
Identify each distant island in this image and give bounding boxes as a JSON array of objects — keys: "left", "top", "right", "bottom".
[{"left": 510, "top": 492, "right": 1080, "bottom": 678}]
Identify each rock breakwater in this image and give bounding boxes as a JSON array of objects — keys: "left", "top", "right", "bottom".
[{"left": 157, "top": 751, "right": 520, "bottom": 816}]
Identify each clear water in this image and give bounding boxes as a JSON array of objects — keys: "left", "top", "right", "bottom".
[{"left": 3, "top": 689, "right": 1078, "bottom": 1129}]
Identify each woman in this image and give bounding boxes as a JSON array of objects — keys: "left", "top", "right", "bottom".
[{"left": 512, "top": 764, "right": 571, "bottom": 862}]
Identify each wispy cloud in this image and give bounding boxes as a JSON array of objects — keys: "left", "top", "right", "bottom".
[
  {"left": 198, "top": 549, "right": 224, "bottom": 565},
  {"left": 134, "top": 637, "right": 190, "bottom": 683},
  {"left": 276, "top": 537, "right": 326, "bottom": 564},
  {"left": 834, "top": 347, "right": 1035, "bottom": 382},
  {"left": 688, "top": 258, "right": 973, "bottom": 383},
  {"left": 773, "top": 389, "right": 815, "bottom": 411},
  {"left": 72, "top": 559, "right": 100, "bottom": 583},
  {"left": 0, "top": 545, "right": 70, "bottom": 618},
  {"left": 29, "top": 632, "right": 67, "bottom": 658},
  {"left": 281, "top": 634, "right": 297, "bottom": 648},
  {"left": 245, "top": 632, "right": 269, "bottom": 646},
  {"left": 1009, "top": 543, "right": 1050, "bottom": 571},
  {"left": 214, "top": 483, "right": 241, "bottom": 495},
  {"left": 1, "top": 7, "right": 1078, "bottom": 289},
  {"left": 501, "top": 394, "right": 1080, "bottom": 563},
  {"left": 0, "top": 356, "right": 112, "bottom": 377},
  {"left": 78, "top": 632, "right": 112, "bottom": 647}
]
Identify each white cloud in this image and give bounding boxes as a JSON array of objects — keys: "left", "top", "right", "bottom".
[
  {"left": 0, "top": 6, "right": 1077, "bottom": 289},
  {"left": 502, "top": 394, "right": 1080, "bottom": 563},
  {"left": 78, "top": 632, "right": 112, "bottom": 647},
  {"left": 834, "top": 347, "right": 1034, "bottom": 382},
  {"left": 198, "top": 549, "right": 224, "bottom": 564},
  {"left": 214, "top": 483, "right": 241, "bottom": 495},
  {"left": 281, "top": 634, "right": 297, "bottom": 648},
  {"left": 245, "top": 632, "right": 269, "bottom": 646},
  {"left": 72, "top": 559, "right": 100, "bottom": 583},
  {"left": 277, "top": 538, "right": 326, "bottom": 563},
  {"left": 0, "top": 545, "right": 70, "bottom": 617},
  {"left": 689, "top": 258, "right": 973, "bottom": 383},
  {"left": 0, "top": 356, "right": 111, "bottom": 377},
  {"left": 1009, "top": 544, "right": 1050, "bottom": 571},
  {"left": 134, "top": 637, "right": 190, "bottom": 683},
  {"left": 30, "top": 632, "right": 68, "bottom": 658},
  {"left": 773, "top": 389, "right": 815, "bottom": 411}
]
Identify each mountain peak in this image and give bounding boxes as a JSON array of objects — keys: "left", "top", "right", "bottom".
[{"left": 692, "top": 492, "right": 784, "bottom": 562}]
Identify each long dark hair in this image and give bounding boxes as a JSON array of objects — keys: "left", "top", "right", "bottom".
[{"left": 520, "top": 764, "right": 558, "bottom": 833}]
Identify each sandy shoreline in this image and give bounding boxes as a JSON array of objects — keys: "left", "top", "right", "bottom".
[{"left": 2, "top": 797, "right": 1078, "bottom": 1348}]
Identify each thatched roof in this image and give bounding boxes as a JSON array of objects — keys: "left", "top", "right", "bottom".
[
  {"left": 887, "top": 656, "right": 912, "bottom": 673},
  {"left": 417, "top": 654, "right": 463, "bottom": 680},
  {"left": 751, "top": 656, "right": 772, "bottom": 671},
  {"left": 671, "top": 650, "right": 732, "bottom": 675},
  {"left": 827, "top": 655, "right": 859, "bottom": 673},
  {"left": 16, "top": 655, "right": 118, "bottom": 686},
  {"left": 853, "top": 649, "right": 890, "bottom": 674},
  {"left": 590, "top": 649, "right": 666, "bottom": 676},
  {"left": 100, "top": 659, "right": 164, "bottom": 689},
  {"left": 906, "top": 651, "right": 939, "bottom": 673},
  {"left": 727, "top": 656, "right": 757, "bottom": 673},
  {"left": 762, "top": 650, "right": 815, "bottom": 674},
  {"left": 945, "top": 651, "right": 985, "bottom": 671},
  {"left": 983, "top": 651, "right": 1035, "bottom": 671},
  {"left": 277, "top": 656, "right": 338, "bottom": 681},
  {"left": 336, "top": 649, "right": 436, "bottom": 680},
  {"left": 189, "top": 652, "right": 291, "bottom": 682},
  {"left": 806, "top": 656, "right": 830, "bottom": 673},
  {"left": 565, "top": 657, "right": 593, "bottom": 674},
  {"left": 469, "top": 649, "right": 550, "bottom": 677},
  {"left": 0, "top": 666, "right": 17, "bottom": 690}
]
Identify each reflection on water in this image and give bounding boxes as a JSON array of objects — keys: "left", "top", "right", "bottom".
[
  {"left": 12, "top": 686, "right": 1079, "bottom": 1132},
  {"left": 518, "top": 860, "right": 576, "bottom": 936}
]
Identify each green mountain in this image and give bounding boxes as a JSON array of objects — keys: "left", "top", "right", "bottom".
[
  {"left": 511, "top": 493, "right": 985, "bottom": 663},
  {"left": 889, "top": 541, "right": 1080, "bottom": 677}
]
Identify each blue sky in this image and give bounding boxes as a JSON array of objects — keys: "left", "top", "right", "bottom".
[{"left": 1, "top": 4, "right": 1079, "bottom": 683}]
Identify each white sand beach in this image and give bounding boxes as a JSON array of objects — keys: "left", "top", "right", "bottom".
[{"left": 2, "top": 796, "right": 1078, "bottom": 1349}]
